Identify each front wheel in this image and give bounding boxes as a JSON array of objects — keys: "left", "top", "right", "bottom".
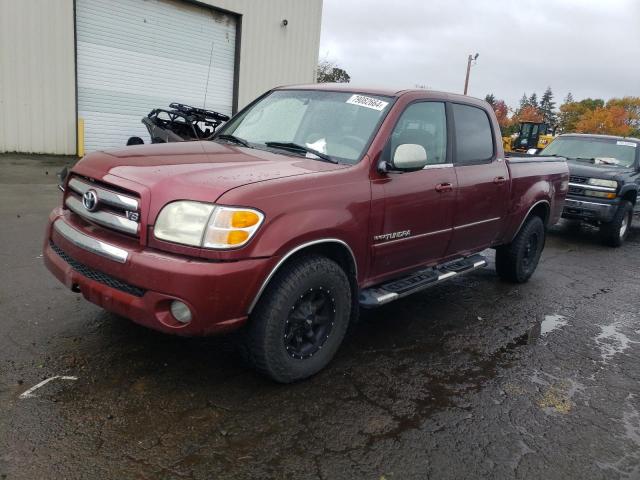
[
  {"left": 495, "top": 215, "right": 546, "bottom": 283},
  {"left": 600, "top": 201, "right": 633, "bottom": 247},
  {"left": 244, "top": 255, "right": 352, "bottom": 383}
]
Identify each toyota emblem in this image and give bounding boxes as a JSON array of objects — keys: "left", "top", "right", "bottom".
[{"left": 82, "top": 189, "right": 99, "bottom": 212}]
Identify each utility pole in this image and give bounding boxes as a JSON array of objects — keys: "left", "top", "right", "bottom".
[{"left": 463, "top": 53, "right": 479, "bottom": 95}]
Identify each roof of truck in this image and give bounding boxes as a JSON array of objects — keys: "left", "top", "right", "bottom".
[
  {"left": 274, "top": 83, "right": 481, "bottom": 104},
  {"left": 559, "top": 133, "right": 640, "bottom": 143}
]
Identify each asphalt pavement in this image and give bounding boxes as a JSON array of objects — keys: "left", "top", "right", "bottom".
[{"left": 1, "top": 154, "right": 639, "bottom": 479}]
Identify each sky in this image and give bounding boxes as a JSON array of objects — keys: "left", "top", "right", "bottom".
[{"left": 319, "top": 0, "right": 640, "bottom": 109}]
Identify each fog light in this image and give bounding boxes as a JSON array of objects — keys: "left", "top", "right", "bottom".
[{"left": 170, "top": 301, "right": 192, "bottom": 324}]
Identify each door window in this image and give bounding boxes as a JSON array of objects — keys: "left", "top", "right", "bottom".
[
  {"left": 452, "top": 103, "right": 495, "bottom": 163},
  {"left": 390, "top": 102, "right": 447, "bottom": 165}
]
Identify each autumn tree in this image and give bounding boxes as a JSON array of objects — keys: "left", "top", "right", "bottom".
[
  {"left": 516, "top": 105, "right": 544, "bottom": 123},
  {"left": 493, "top": 100, "right": 511, "bottom": 128},
  {"left": 558, "top": 98, "right": 605, "bottom": 132},
  {"left": 575, "top": 106, "right": 632, "bottom": 136},
  {"left": 606, "top": 97, "right": 640, "bottom": 136},
  {"left": 316, "top": 59, "right": 351, "bottom": 83}
]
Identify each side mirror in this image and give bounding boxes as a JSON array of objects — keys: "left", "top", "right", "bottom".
[{"left": 392, "top": 144, "right": 428, "bottom": 170}]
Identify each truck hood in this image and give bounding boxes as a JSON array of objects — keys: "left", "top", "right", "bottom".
[
  {"left": 567, "top": 159, "right": 633, "bottom": 182},
  {"left": 72, "top": 141, "right": 347, "bottom": 205}
]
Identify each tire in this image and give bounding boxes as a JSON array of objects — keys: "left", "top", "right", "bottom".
[
  {"left": 495, "top": 215, "right": 546, "bottom": 283},
  {"left": 244, "top": 255, "right": 352, "bottom": 383},
  {"left": 600, "top": 201, "right": 633, "bottom": 248}
]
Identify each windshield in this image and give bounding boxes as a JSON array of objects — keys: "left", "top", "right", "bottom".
[
  {"left": 215, "top": 90, "right": 393, "bottom": 164},
  {"left": 541, "top": 137, "right": 637, "bottom": 167}
]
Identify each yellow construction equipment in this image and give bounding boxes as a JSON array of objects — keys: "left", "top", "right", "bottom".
[{"left": 503, "top": 121, "right": 555, "bottom": 154}]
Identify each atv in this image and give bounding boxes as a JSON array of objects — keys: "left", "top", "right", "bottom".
[{"left": 127, "top": 103, "right": 230, "bottom": 145}]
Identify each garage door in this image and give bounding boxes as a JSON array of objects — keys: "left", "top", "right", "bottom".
[{"left": 76, "top": 0, "right": 236, "bottom": 152}]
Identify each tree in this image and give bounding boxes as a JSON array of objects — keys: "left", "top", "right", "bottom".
[
  {"left": 518, "top": 93, "right": 529, "bottom": 112},
  {"left": 316, "top": 60, "right": 351, "bottom": 83},
  {"left": 558, "top": 98, "right": 605, "bottom": 132},
  {"left": 606, "top": 97, "right": 640, "bottom": 136},
  {"left": 484, "top": 94, "right": 496, "bottom": 107},
  {"left": 516, "top": 105, "right": 544, "bottom": 123},
  {"left": 564, "top": 92, "right": 574, "bottom": 104},
  {"left": 575, "top": 106, "right": 632, "bottom": 136},
  {"left": 539, "top": 86, "right": 556, "bottom": 127},
  {"left": 493, "top": 100, "right": 511, "bottom": 128},
  {"left": 528, "top": 93, "right": 539, "bottom": 110}
]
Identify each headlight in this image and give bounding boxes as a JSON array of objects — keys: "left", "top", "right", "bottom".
[
  {"left": 154, "top": 201, "right": 264, "bottom": 249},
  {"left": 587, "top": 178, "right": 617, "bottom": 188}
]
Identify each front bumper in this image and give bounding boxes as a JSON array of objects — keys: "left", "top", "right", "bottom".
[
  {"left": 561, "top": 197, "right": 618, "bottom": 223},
  {"left": 43, "top": 209, "right": 273, "bottom": 336}
]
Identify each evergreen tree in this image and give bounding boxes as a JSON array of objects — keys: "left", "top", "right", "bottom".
[
  {"left": 519, "top": 93, "right": 529, "bottom": 109},
  {"left": 540, "top": 86, "right": 556, "bottom": 126},
  {"left": 529, "top": 93, "right": 539, "bottom": 109},
  {"left": 518, "top": 93, "right": 529, "bottom": 115},
  {"left": 564, "top": 92, "right": 574, "bottom": 104},
  {"left": 484, "top": 94, "right": 496, "bottom": 107}
]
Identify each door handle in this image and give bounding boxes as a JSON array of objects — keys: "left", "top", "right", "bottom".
[
  {"left": 435, "top": 182, "right": 453, "bottom": 193},
  {"left": 493, "top": 176, "right": 507, "bottom": 185}
]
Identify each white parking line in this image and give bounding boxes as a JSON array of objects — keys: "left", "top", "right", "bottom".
[{"left": 19, "top": 376, "right": 78, "bottom": 399}]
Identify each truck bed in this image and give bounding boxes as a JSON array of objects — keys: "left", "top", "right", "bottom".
[{"left": 501, "top": 155, "right": 569, "bottom": 242}]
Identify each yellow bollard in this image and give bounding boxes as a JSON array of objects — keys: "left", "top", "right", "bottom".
[{"left": 77, "top": 118, "right": 85, "bottom": 158}]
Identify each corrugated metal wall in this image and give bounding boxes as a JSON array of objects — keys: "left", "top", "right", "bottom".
[
  {"left": 0, "top": 0, "right": 77, "bottom": 155},
  {"left": 0, "top": 0, "right": 323, "bottom": 155},
  {"left": 206, "top": 0, "right": 324, "bottom": 108}
]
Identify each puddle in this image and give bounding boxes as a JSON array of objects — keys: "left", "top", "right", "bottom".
[
  {"left": 595, "top": 321, "right": 638, "bottom": 361},
  {"left": 540, "top": 314, "right": 568, "bottom": 336},
  {"left": 508, "top": 314, "right": 569, "bottom": 348}
]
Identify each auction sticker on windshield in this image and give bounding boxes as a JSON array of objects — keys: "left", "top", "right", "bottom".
[
  {"left": 346, "top": 94, "right": 389, "bottom": 111},
  {"left": 617, "top": 141, "right": 637, "bottom": 148}
]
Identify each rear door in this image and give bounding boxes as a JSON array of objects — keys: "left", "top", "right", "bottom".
[
  {"left": 370, "top": 101, "right": 456, "bottom": 281},
  {"left": 446, "top": 102, "right": 509, "bottom": 254}
]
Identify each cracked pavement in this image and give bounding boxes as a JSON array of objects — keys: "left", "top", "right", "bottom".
[{"left": 1, "top": 154, "right": 640, "bottom": 479}]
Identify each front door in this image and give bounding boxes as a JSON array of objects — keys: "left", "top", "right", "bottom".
[
  {"left": 370, "top": 101, "right": 456, "bottom": 282},
  {"left": 447, "top": 102, "right": 509, "bottom": 255}
]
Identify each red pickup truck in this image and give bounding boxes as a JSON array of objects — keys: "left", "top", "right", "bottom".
[{"left": 44, "top": 85, "right": 568, "bottom": 382}]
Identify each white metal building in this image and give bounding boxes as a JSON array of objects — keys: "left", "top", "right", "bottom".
[{"left": 0, "top": 0, "right": 323, "bottom": 155}]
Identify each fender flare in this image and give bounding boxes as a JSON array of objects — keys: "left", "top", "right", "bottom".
[
  {"left": 247, "top": 238, "right": 357, "bottom": 314},
  {"left": 510, "top": 199, "right": 551, "bottom": 242},
  {"left": 619, "top": 185, "right": 638, "bottom": 204}
]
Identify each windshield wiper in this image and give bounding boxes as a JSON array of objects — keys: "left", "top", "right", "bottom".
[
  {"left": 264, "top": 141, "right": 337, "bottom": 163},
  {"left": 215, "top": 134, "right": 252, "bottom": 148}
]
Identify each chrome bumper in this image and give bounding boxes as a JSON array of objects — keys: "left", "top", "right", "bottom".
[
  {"left": 53, "top": 218, "right": 129, "bottom": 264},
  {"left": 562, "top": 198, "right": 617, "bottom": 222}
]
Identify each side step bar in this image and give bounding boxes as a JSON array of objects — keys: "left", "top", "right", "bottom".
[{"left": 359, "top": 254, "right": 487, "bottom": 307}]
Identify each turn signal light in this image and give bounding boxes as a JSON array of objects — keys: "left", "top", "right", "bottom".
[
  {"left": 204, "top": 229, "right": 251, "bottom": 247},
  {"left": 231, "top": 211, "right": 260, "bottom": 228},
  {"left": 584, "top": 190, "right": 617, "bottom": 199}
]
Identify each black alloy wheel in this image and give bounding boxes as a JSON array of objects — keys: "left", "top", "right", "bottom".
[{"left": 284, "top": 287, "right": 336, "bottom": 359}]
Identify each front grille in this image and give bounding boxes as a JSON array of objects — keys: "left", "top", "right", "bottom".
[
  {"left": 568, "top": 186, "right": 584, "bottom": 195},
  {"left": 66, "top": 176, "right": 141, "bottom": 237},
  {"left": 50, "top": 241, "right": 146, "bottom": 297},
  {"left": 569, "top": 176, "right": 587, "bottom": 184}
]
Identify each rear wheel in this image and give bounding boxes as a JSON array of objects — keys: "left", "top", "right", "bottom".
[
  {"left": 496, "top": 216, "right": 545, "bottom": 283},
  {"left": 600, "top": 201, "right": 633, "bottom": 247},
  {"left": 244, "top": 255, "right": 351, "bottom": 383}
]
